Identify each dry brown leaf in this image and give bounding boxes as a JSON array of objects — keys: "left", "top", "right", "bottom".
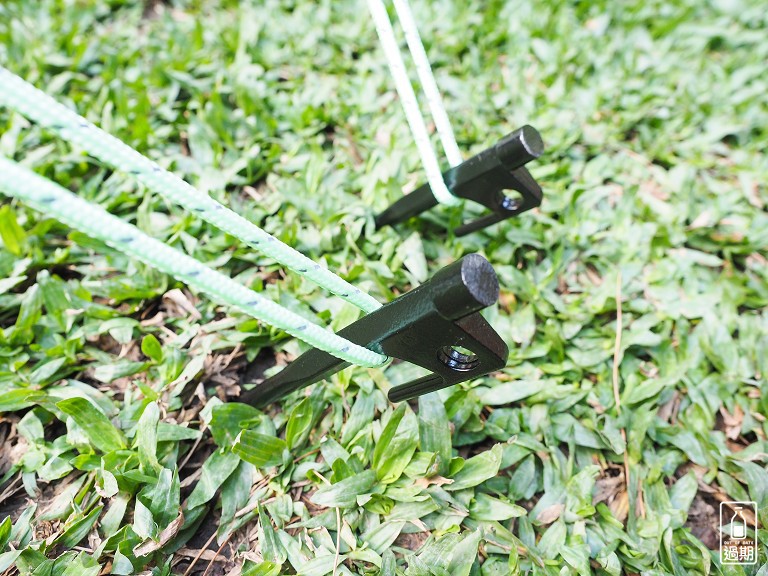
[
  {"left": 593, "top": 474, "right": 624, "bottom": 504},
  {"left": 413, "top": 476, "right": 454, "bottom": 489},
  {"left": 609, "top": 491, "right": 629, "bottom": 523},
  {"left": 585, "top": 264, "right": 603, "bottom": 286},
  {"left": 163, "top": 288, "right": 201, "bottom": 320},
  {"left": 657, "top": 392, "right": 680, "bottom": 424},
  {"left": 174, "top": 548, "right": 222, "bottom": 561},
  {"left": 720, "top": 405, "right": 744, "bottom": 440},
  {"left": 689, "top": 210, "right": 714, "bottom": 229},
  {"left": 536, "top": 503, "right": 564, "bottom": 525}
]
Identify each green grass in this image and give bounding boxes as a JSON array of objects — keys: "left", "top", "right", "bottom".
[{"left": 0, "top": 0, "right": 767, "bottom": 574}]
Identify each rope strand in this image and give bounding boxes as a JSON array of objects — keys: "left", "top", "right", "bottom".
[
  {"left": 365, "top": 0, "right": 459, "bottom": 206},
  {"left": 392, "top": 0, "right": 462, "bottom": 167},
  {"left": 0, "top": 157, "right": 388, "bottom": 368},
  {"left": 0, "top": 66, "right": 382, "bottom": 314}
]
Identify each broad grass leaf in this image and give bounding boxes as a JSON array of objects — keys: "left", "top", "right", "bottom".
[
  {"left": 0, "top": 516, "right": 11, "bottom": 550},
  {"left": 508, "top": 304, "right": 536, "bottom": 346},
  {"left": 296, "top": 554, "right": 348, "bottom": 576},
  {"left": 133, "top": 467, "right": 180, "bottom": 540},
  {"left": 669, "top": 472, "right": 698, "bottom": 511},
  {"left": 402, "top": 451, "right": 437, "bottom": 478},
  {"left": 266, "top": 494, "right": 294, "bottom": 528},
  {"left": 210, "top": 403, "right": 263, "bottom": 447},
  {"left": 157, "top": 422, "right": 201, "bottom": 442},
  {"left": 389, "top": 500, "right": 439, "bottom": 521},
  {"left": 738, "top": 461, "right": 768, "bottom": 509},
  {"left": 219, "top": 461, "right": 255, "bottom": 539},
  {"left": 233, "top": 430, "right": 287, "bottom": 468},
  {"left": 99, "top": 318, "right": 138, "bottom": 345},
  {"left": 418, "top": 392, "right": 452, "bottom": 476},
  {"left": 320, "top": 436, "right": 350, "bottom": 469},
  {"left": 412, "top": 533, "right": 459, "bottom": 574},
  {"left": 99, "top": 492, "right": 130, "bottom": 537},
  {"left": 9, "top": 505, "right": 35, "bottom": 549},
  {"left": 168, "top": 354, "right": 206, "bottom": 398},
  {"left": 700, "top": 315, "right": 739, "bottom": 374},
  {"left": 54, "top": 505, "right": 104, "bottom": 548},
  {"left": 376, "top": 409, "right": 418, "bottom": 484},
  {"left": 469, "top": 493, "right": 526, "bottom": 521},
  {"left": 0, "top": 204, "right": 27, "bottom": 256},
  {"left": 258, "top": 505, "right": 287, "bottom": 565},
  {"left": 92, "top": 361, "right": 148, "bottom": 384},
  {"left": 373, "top": 404, "right": 418, "bottom": 483},
  {"left": 655, "top": 427, "right": 708, "bottom": 466},
  {"left": 595, "top": 415, "right": 626, "bottom": 455},
  {"left": 623, "top": 377, "right": 675, "bottom": 405},
  {"left": 446, "top": 444, "right": 502, "bottom": 491},
  {"left": 537, "top": 519, "right": 566, "bottom": 558},
  {"left": 404, "top": 554, "right": 432, "bottom": 575},
  {"left": 60, "top": 552, "right": 101, "bottom": 576},
  {"left": 38, "top": 271, "right": 71, "bottom": 331},
  {"left": 11, "top": 283, "right": 41, "bottom": 344},
  {"left": 560, "top": 541, "right": 591, "bottom": 576},
  {"left": 153, "top": 467, "right": 181, "bottom": 522},
  {"left": 330, "top": 455, "right": 358, "bottom": 482},
  {"left": 111, "top": 530, "right": 142, "bottom": 574},
  {"left": 242, "top": 560, "right": 281, "bottom": 576},
  {"left": 57, "top": 397, "right": 125, "bottom": 453},
  {"left": 446, "top": 530, "right": 482, "bottom": 576},
  {"left": 717, "top": 472, "right": 749, "bottom": 502},
  {"left": 38, "top": 475, "right": 87, "bottom": 522},
  {"left": 565, "top": 466, "right": 600, "bottom": 518},
  {"left": 136, "top": 401, "right": 160, "bottom": 473},
  {"left": 340, "top": 390, "right": 374, "bottom": 446},
  {"left": 372, "top": 404, "right": 406, "bottom": 471},
  {"left": 310, "top": 469, "right": 376, "bottom": 508},
  {"left": 140, "top": 334, "right": 164, "bottom": 363},
  {"left": 0, "top": 275, "right": 25, "bottom": 296},
  {"left": 38, "top": 455, "right": 73, "bottom": 481},
  {"left": 133, "top": 511, "right": 184, "bottom": 557},
  {"left": 285, "top": 397, "right": 313, "bottom": 449},
  {"left": 28, "top": 357, "right": 66, "bottom": 386},
  {"left": 0, "top": 389, "right": 46, "bottom": 412},
  {"left": 596, "top": 550, "right": 621, "bottom": 576},
  {"left": 0, "top": 551, "right": 22, "bottom": 573},
  {"left": 187, "top": 449, "right": 241, "bottom": 509},
  {"left": 380, "top": 550, "right": 397, "bottom": 576},
  {"left": 477, "top": 380, "right": 547, "bottom": 405},
  {"left": 361, "top": 520, "right": 405, "bottom": 554}
]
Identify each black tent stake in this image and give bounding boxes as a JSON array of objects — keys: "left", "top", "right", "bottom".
[
  {"left": 375, "top": 125, "right": 545, "bottom": 236},
  {"left": 240, "top": 254, "right": 508, "bottom": 406}
]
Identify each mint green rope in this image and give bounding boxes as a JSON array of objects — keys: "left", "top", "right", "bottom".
[
  {"left": 0, "top": 66, "right": 382, "bottom": 315},
  {"left": 0, "top": 156, "right": 388, "bottom": 367}
]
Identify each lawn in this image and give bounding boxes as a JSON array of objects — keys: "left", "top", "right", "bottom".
[{"left": 0, "top": 0, "right": 766, "bottom": 574}]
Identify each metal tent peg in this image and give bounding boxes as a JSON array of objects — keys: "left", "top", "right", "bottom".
[
  {"left": 240, "top": 253, "right": 508, "bottom": 406},
  {"left": 375, "top": 125, "right": 545, "bottom": 236}
]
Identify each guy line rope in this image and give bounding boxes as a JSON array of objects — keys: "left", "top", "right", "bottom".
[
  {"left": 0, "top": 0, "right": 462, "bottom": 369},
  {"left": 0, "top": 66, "right": 386, "bottom": 368}
]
